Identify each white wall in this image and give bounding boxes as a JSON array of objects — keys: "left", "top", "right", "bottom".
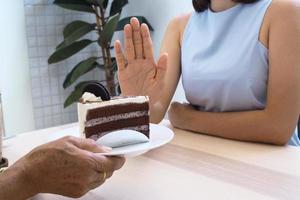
[
  {"left": 24, "top": 1, "right": 103, "bottom": 130},
  {"left": 123, "top": 0, "right": 193, "bottom": 103},
  {"left": 0, "top": 0, "right": 35, "bottom": 136}
]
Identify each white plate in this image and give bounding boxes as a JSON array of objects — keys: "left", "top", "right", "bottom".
[
  {"left": 99, "top": 124, "right": 174, "bottom": 157},
  {"left": 48, "top": 124, "right": 174, "bottom": 157}
]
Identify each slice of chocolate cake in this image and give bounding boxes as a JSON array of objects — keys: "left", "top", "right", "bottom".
[{"left": 78, "top": 93, "right": 150, "bottom": 141}]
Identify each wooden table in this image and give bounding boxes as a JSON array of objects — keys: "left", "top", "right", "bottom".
[{"left": 3, "top": 121, "right": 300, "bottom": 200}]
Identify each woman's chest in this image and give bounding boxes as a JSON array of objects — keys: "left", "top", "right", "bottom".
[{"left": 181, "top": 42, "right": 269, "bottom": 112}]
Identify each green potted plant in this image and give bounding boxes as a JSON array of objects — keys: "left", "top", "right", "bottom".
[{"left": 48, "top": 0, "right": 153, "bottom": 108}]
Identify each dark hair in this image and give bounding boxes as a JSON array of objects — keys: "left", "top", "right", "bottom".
[{"left": 193, "top": 0, "right": 260, "bottom": 12}]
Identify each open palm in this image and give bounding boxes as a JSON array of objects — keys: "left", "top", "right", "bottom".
[{"left": 114, "top": 18, "right": 168, "bottom": 103}]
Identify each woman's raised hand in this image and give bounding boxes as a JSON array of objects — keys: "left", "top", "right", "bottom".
[{"left": 114, "top": 17, "right": 168, "bottom": 103}]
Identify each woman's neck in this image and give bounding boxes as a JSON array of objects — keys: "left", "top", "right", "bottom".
[{"left": 210, "top": 0, "right": 238, "bottom": 12}]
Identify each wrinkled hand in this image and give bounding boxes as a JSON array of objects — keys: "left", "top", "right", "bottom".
[
  {"left": 168, "top": 102, "right": 195, "bottom": 129},
  {"left": 14, "top": 136, "right": 125, "bottom": 198},
  {"left": 114, "top": 17, "right": 168, "bottom": 104}
]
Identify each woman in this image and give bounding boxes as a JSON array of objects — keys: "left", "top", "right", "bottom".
[
  {"left": 114, "top": 0, "right": 300, "bottom": 146},
  {"left": 0, "top": 136, "right": 125, "bottom": 199}
]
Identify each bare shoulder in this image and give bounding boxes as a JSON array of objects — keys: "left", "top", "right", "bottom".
[
  {"left": 169, "top": 13, "right": 192, "bottom": 32},
  {"left": 268, "top": 0, "right": 300, "bottom": 23},
  {"left": 167, "top": 13, "right": 193, "bottom": 43},
  {"left": 260, "top": 0, "right": 300, "bottom": 48}
]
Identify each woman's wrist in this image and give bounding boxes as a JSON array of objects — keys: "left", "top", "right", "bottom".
[
  {"left": 150, "top": 101, "right": 166, "bottom": 124},
  {"left": 168, "top": 102, "right": 195, "bottom": 130},
  {"left": 179, "top": 110, "right": 193, "bottom": 130}
]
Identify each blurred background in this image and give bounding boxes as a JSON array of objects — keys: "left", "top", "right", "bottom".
[{"left": 0, "top": 0, "right": 192, "bottom": 136}]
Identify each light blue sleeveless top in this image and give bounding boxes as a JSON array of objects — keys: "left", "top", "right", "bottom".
[{"left": 181, "top": 0, "right": 300, "bottom": 146}]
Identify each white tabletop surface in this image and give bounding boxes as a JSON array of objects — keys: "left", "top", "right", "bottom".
[{"left": 2, "top": 121, "right": 300, "bottom": 200}]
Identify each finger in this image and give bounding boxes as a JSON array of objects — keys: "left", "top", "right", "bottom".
[
  {"left": 156, "top": 53, "right": 168, "bottom": 81},
  {"left": 68, "top": 137, "right": 111, "bottom": 153},
  {"left": 141, "top": 23, "right": 155, "bottom": 61},
  {"left": 124, "top": 24, "right": 135, "bottom": 61},
  {"left": 89, "top": 181, "right": 105, "bottom": 191},
  {"left": 91, "top": 155, "right": 125, "bottom": 172},
  {"left": 89, "top": 171, "right": 113, "bottom": 191},
  {"left": 96, "top": 171, "right": 113, "bottom": 183},
  {"left": 111, "top": 156, "right": 125, "bottom": 170},
  {"left": 130, "top": 17, "right": 143, "bottom": 59},
  {"left": 90, "top": 171, "right": 113, "bottom": 186},
  {"left": 114, "top": 40, "right": 126, "bottom": 71}
]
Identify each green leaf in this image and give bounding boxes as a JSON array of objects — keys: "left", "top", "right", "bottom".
[
  {"left": 63, "top": 21, "right": 95, "bottom": 38},
  {"left": 60, "top": 21, "right": 96, "bottom": 47},
  {"left": 116, "top": 16, "right": 154, "bottom": 31},
  {"left": 85, "top": 0, "right": 104, "bottom": 5},
  {"left": 63, "top": 57, "right": 98, "bottom": 88},
  {"left": 110, "top": 0, "right": 128, "bottom": 16},
  {"left": 64, "top": 86, "right": 85, "bottom": 108},
  {"left": 56, "top": 40, "right": 65, "bottom": 50},
  {"left": 99, "top": 13, "right": 121, "bottom": 45},
  {"left": 48, "top": 39, "right": 93, "bottom": 64},
  {"left": 103, "top": 0, "right": 109, "bottom": 9},
  {"left": 54, "top": 0, "right": 94, "bottom": 13},
  {"left": 56, "top": 21, "right": 95, "bottom": 50}
]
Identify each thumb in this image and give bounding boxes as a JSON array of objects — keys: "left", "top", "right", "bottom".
[{"left": 156, "top": 53, "right": 168, "bottom": 81}]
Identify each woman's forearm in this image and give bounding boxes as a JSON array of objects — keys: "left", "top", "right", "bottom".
[
  {"left": 188, "top": 110, "right": 293, "bottom": 145},
  {"left": 170, "top": 104, "right": 296, "bottom": 145}
]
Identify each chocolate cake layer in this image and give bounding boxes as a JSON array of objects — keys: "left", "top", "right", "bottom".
[
  {"left": 85, "top": 116, "right": 149, "bottom": 138},
  {"left": 86, "top": 103, "right": 149, "bottom": 120}
]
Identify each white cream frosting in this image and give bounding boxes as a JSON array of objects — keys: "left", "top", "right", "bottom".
[{"left": 81, "top": 92, "right": 103, "bottom": 103}]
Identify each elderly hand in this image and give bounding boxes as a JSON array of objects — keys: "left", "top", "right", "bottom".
[
  {"left": 0, "top": 136, "right": 125, "bottom": 199},
  {"left": 168, "top": 102, "right": 195, "bottom": 130}
]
